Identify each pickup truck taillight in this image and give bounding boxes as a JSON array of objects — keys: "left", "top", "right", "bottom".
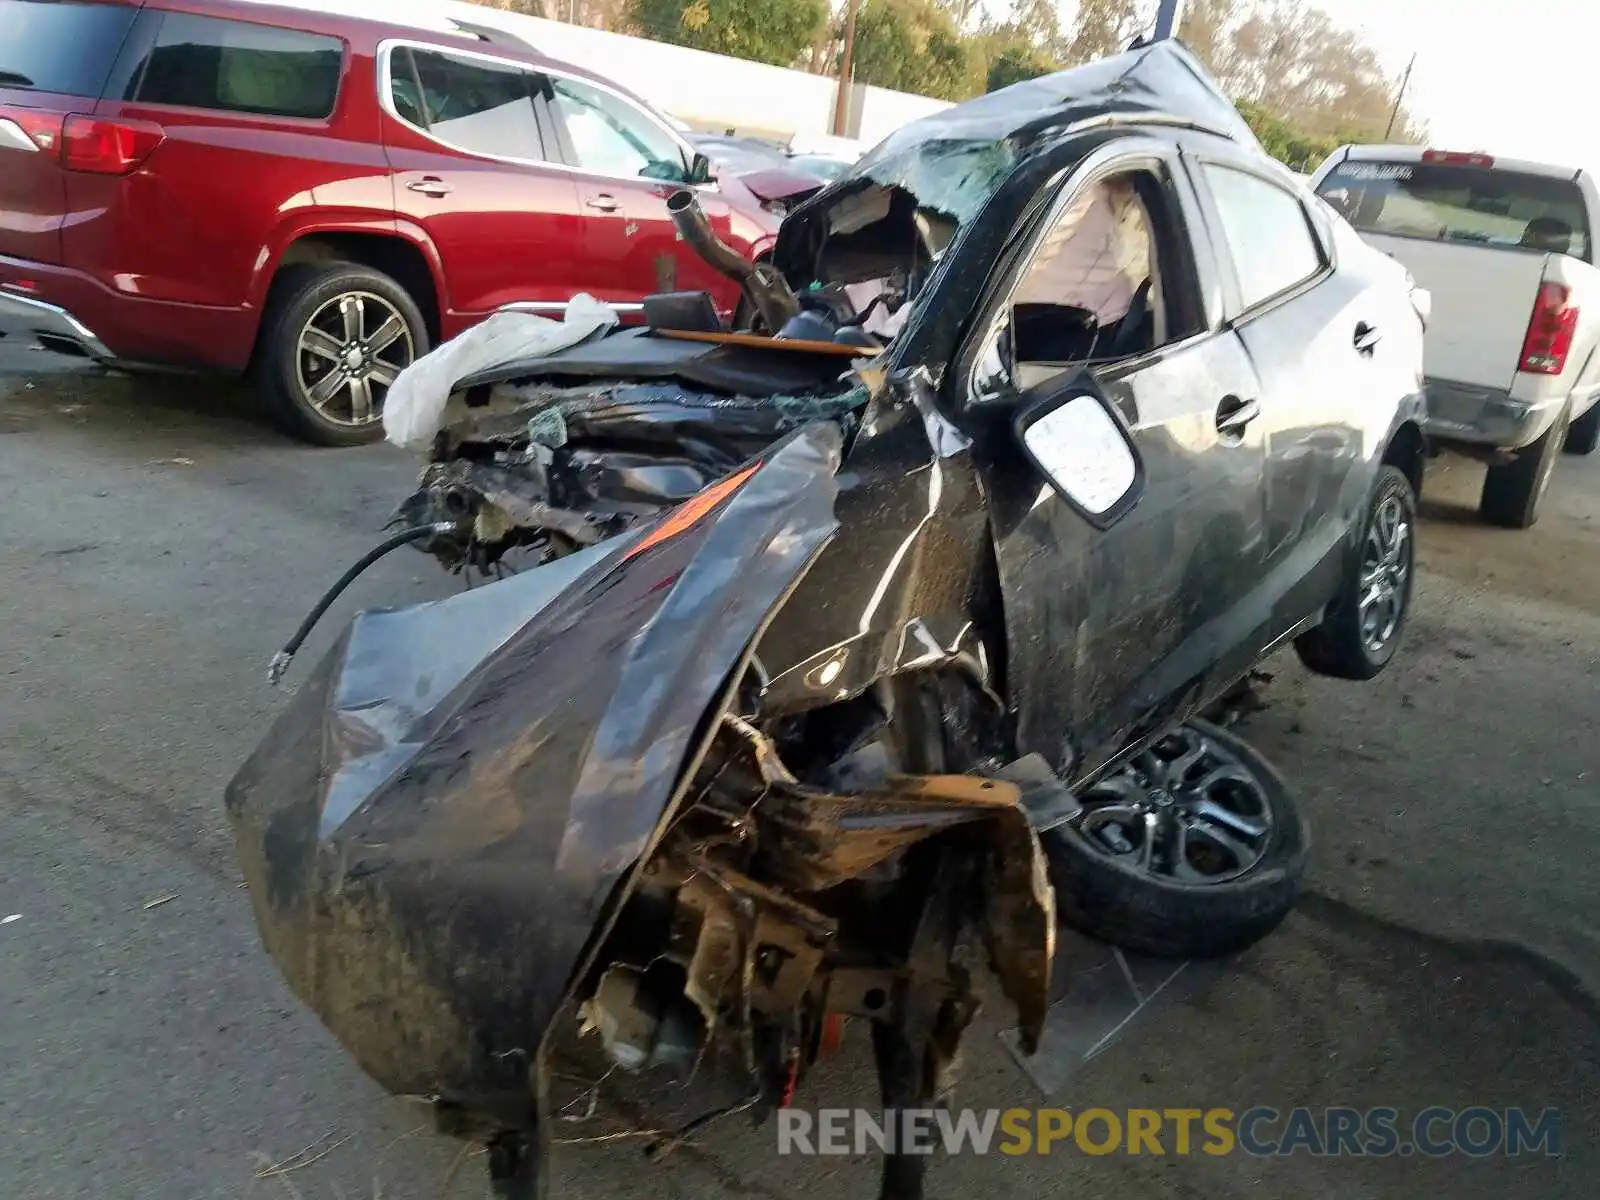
[
  {"left": 1519, "top": 282, "right": 1578, "bottom": 375},
  {"left": 60, "top": 115, "right": 165, "bottom": 175}
]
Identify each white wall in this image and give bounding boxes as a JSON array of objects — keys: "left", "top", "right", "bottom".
[
  {"left": 442, "top": 5, "right": 952, "bottom": 147},
  {"left": 852, "top": 84, "right": 951, "bottom": 145}
]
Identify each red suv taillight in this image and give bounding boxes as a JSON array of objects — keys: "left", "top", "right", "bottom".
[
  {"left": 60, "top": 115, "right": 164, "bottom": 175},
  {"left": 1519, "top": 282, "right": 1579, "bottom": 375}
]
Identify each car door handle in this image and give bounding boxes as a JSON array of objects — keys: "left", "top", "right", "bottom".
[
  {"left": 1216, "top": 394, "right": 1260, "bottom": 434},
  {"left": 1354, "top": 322, "right": 1381, "bottom": 355},
  {"left": 406, "top": 177, "right": 452, "bottom": 197},
  {"left": 585, "top": 193, "right": 620, "bottom": 212}
]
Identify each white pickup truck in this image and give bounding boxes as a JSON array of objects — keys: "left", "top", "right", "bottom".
[{"left": 1309, "top": 146, "right": 1600, "bottom": 527}]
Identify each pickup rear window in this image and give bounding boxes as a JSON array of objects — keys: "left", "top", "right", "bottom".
[
  {"left": 0, "top": 0, "right": 138, "bottom": 98},
  {"left": 1316, "top": 159, "right": 1592, "bottom": 263}
]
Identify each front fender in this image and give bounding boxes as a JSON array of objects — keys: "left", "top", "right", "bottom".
[{"left": 224, "top": 422, "right": 842, "bottom": 1124}]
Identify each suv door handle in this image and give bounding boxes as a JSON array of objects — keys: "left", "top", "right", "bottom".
[
  {"left": 585, "top": 193, "right": 619, "bottom": 212},
  {"left": 1216, "top": 394, "right": 1260, "bottom": 435},
  {"left": 406, "top": 177, "right": 452, "bottom": 197},
  {"left": 1354, "top": 321, "right": 1381, "bottom": 355}
]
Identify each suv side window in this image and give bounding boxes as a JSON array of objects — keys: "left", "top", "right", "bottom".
[
  {"left": 130, "top": 13, "right": 343, "bottom": 119},
  {"left": 1, "top": 0, "right": 139, "bottom": 98},
  {"left": 393, "top": 47, "right": 544, "bottom": 162},
  {"left": 547, "top": 75, "right": 687, "bottom": 182},
  {"left": 974, "top": 165, "right": 1206, "bottom": 396},
  {"left": 1201, "top": 164, "right": 1325, "bottom": 309}
]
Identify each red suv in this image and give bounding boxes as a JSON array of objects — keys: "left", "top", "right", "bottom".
[{"left": 0, "top": 0, "right": 799, "bottom": 443}]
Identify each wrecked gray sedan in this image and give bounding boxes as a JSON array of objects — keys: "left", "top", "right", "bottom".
[{"left": 227, "top": 41, "right": 1428, "bottom": 1200}]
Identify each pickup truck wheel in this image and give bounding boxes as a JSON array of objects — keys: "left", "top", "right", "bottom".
[
  {"left": 256, "top": 264, "right": 429, "bottom": 447},
  {"left": 1293, "top": 464, "right": 1415, "bottom": 680},
  {"left": 1479, "top": 400, "right": 1569, "bottom": 527},
  {"left": 1043, "top": 720, "right": 1308, "bottom": 960},
  {"left": 1563, "top": 400, "right": 1600, "bottom": 455}
]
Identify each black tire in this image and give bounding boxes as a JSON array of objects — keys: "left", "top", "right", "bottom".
[
  {"left": 1294, "top": 463, "right": 1416, "bottom": 681},
  {"left": 1479, "top": 400, "right": 1569, "bottom": 527},
  {"left": 1564, "top": 400, "right": 1600, "bottom": 456},
  {"left": 254, "top": 263, "right": 429, "bottom": 447},
  {"left": 1044, "top": 720, "right": 1308, "bottom": 959}
]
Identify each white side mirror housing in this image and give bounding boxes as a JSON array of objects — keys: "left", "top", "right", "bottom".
[{"left": 1017, "top": 389, "right": 1143, "bottom": 526}]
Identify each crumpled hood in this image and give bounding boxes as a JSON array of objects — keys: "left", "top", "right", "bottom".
[
  {"left": 224, "top": 422, "right": 842, "bottom": 1118},
  {"left": 733, "top": 167, "right": 827, "bottom": 205}
]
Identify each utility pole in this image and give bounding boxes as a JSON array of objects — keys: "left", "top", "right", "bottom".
[
  {"left": 832, "top": 0, "right": 862, "bottom": 137},
  {"left": 1152, "top": 0, "right": 1185, "bottom": 40},
  {"left": 1384, "top": 52, "right": 1417, "bottom": 141}
]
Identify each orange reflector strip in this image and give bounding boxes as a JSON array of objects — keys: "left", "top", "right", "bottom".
[
  {"left": 622, "top": 461, "right": 761, "bottom": 563},
  {"left": 819, "top": 1013, "right": 846, "bottom": 1059}
]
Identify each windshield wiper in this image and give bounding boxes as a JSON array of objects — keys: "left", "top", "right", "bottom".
[{"left": 0, "top": 70, "right": 35, "bottom": 86}]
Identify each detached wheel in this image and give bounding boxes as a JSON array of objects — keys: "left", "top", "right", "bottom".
[
  {"left": 255, "top": 263, "right": 428, "bottom": 446},
  {"left": 1480, "top": 400, "right": 1568, "bottom": 527},
  {"left": 1294, "top": 463, "right": 1415, "bottom": 680},
  {"left": 1045, "top": 720, "right": 1308, "bottom": 960},
  {"left": 1564, "top": 400, "right": 1599, "bottom": 456}
]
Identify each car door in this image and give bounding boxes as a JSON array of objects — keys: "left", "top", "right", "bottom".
[
  {"left": 964, "top": 140, "right": 1270, "bottom": 783},
  {"left": 1186, "top": 153, "right": 1380, "bottom": 640},
  {"left": 537, "top": 70, "right": 743, "bottom": 311},
  {"left": 379, "top": 42, "right": 585, "bottom": 323}
]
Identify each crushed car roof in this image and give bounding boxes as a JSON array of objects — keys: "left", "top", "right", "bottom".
[
  {"left": 821, "top": 39, "right": 1261, "bottom": 229},
  {"left": 858, "top": 38, "right": 1260, "bottom": 170}
]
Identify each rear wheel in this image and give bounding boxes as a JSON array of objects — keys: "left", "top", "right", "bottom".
[
  {"left": 1480, "top": 400, "right": 1569, "bottom": 527},
  {"left": 1294, "top": 464, "right": 1416, "bottom": 680},
  {"left": 255, "top": 263, "right": 428, "bottom": 447},
  {"left": 1564, "top": 400, "right": 1600, "bottom": 456}
]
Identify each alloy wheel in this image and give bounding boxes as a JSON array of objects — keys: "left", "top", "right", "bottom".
[
  {"left": 1068, "top": 726, "right": 1275, "bottom": 883},
  {"left": 294, "top": 291, "right": 414, "bottom": 427},
  {"left": 1358, "top": 490, "right": 1411, "bottom": 654}
]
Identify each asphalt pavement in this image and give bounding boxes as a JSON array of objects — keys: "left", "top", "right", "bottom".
[{"left": 0, "top": 339, "right": 1594, "bottom": 1199}]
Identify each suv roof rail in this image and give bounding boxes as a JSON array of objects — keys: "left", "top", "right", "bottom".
[{"left": 447, "top": 18, "right": 537, "bottom": 52}]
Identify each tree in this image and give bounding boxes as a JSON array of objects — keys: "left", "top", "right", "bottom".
[
  {"left": 1005, "top": 0, "right": 1063, "bottom": 48},
  {"left": 986, "top": 43, "right": 1057, "bottom": 92},
  {"left": 626, "top": 0, "right": 828, "bottom": 67},
  {"left": 1061, "top": 0, "right": 1149, "bottom": 65},
  {"left": 849, "top": 0, "right": 976, "bottom": 101},
  {"left": 1234, "top": 99, "right": 1338, "bottom": 172},
  {"left": 1171, "top": 0, "right": 1425, "bottom": 144}
]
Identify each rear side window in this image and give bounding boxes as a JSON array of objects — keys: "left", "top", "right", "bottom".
[
  {"left": 1315, "top": 159, "right": 1592, "bottom": 262},
  {"left": 0, "top": 0, "right": 138, "bottom": 98},
  {"left": 1202, "top": 164, "right": 1325, "bottom": 310},
  {"left": 391, "top": 48, "right": 544, "bottom": 161},
  {"left": 128, "top": 13, "right": 343, "bottom": 119}
]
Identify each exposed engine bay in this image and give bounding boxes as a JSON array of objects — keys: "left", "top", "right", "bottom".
[{"left": 390, "top": 181, "right": 939, "bottom": 581}]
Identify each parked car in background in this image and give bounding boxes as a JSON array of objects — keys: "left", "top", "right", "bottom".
[
  {"left": 0, "top": 0, "right": 811, "bottom": 445},
  {"left": 690, "top": 130, "right": 859, "bottom": 186},
  {"left": 1311, "top": 145, "right": 1600, "bottom": 527}
]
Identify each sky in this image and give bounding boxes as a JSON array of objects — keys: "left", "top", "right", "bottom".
[{"left": 1253, "top": 0, "right": 1600, "bottom": 165}]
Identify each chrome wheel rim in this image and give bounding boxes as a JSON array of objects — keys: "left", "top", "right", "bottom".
[
  {"left": 1358, "top": 492, "right": 1410, "bottom": 654},
  {"left": 1069, "top": 727, "right": 1274, "bottom": 883},
  {"left": 295, "top": 292, "right": 414, "bottom": 427}
]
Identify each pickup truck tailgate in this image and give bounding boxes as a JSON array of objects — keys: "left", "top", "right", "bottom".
[{"left": 1364, "top": 233, "right": 1542, "bottom": 393}]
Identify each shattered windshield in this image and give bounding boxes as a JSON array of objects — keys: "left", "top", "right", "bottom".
[
  {"left": 785, "top": 139, "right": 1018, "bottom": 336},
  {"left": 841, "top": 138, "right": 1018, "bottom": 230}
]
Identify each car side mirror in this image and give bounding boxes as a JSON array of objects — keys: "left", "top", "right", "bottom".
[
  {"left": 687, "top": 151, "right": 714, "bottom": 185},
  {"left": 1014, "top": 373, "right": 1144, "bottom": 528}
]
